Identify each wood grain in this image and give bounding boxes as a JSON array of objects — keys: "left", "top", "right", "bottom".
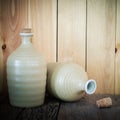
[
  {"left": 0, "top": 95, "right": 60, "bottom": 120},
  {"left": 0, "top": 0, "right": 27, "bottom": 95},
  {"left": 1, "top": 94, "right": 120, "bottom": 120},
  {"left": 29, "top": 0, "right": 57, "bottom": 62},
  {"left": 1, "top": 0, "right": 27, "bottom": 61},
  {"left": 0, "top": 0, "right": 3, "bottom": 93},
  {"left": 87, "top": 0, "right": 116, "bottom": 94},
  {"left": 115, "top": 0, "right": 120, "bottom": 94},
  {"left": 0, "top": 0, "right": 1, "bottom": 34},
  {"left": 0, "top": 36, "right": 4, "bottom": 94},
  {"left": 58, "top": 0, "right": 86, "bottom": 68},
  {"left": 58, "top": 94, "right": 120, "bottom": 120}
]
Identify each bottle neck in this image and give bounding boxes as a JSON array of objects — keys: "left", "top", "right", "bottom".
[{"left": 21, "top": 36, "right": 32, "bottom": 45}]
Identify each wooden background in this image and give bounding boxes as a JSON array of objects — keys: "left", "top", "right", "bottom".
[{"left": 0, "top": 0, "right": 120, "bottom": 94}]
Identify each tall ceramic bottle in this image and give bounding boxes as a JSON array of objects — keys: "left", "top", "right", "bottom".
[
  {"left": 47, "top": 63, "right": 97, "bottom": 101},
  {"left": 7, "top": 28, "right": 47, "bottom": 107}
]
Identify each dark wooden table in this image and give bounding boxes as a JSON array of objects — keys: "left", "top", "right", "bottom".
[{"left": 0, "top": 94, "right": 120, "bottom": 120}]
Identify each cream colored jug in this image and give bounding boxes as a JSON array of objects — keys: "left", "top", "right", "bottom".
[
  {"left": 47, "top": 63, "right": 96, "bottom": 101},
  {"left": 7, "top": 28, "right": 47, "bottom": 107}
]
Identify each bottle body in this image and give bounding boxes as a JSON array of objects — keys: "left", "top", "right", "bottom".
[
  {"left": 7, "top": 30, "right": 47, "bottom": 107},
  {"left": 47, "top": 63, "right": 96, "bottom": 101}
]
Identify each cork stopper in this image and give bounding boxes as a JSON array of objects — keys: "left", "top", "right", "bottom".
[
  {"left": 20, "top": 28, "right": 33, "bottom": 36},
  {"left": 96, "top": 97, "right": 112, "bottom": 108},
  {"left": 21, "top": 28, "right": 31, "bottom": 33}
]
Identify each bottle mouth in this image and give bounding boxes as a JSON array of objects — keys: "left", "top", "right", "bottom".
[
  {"left": 85, "top": 79, "right": 97, "bottom": 94},
  {"left": 19, "top": 32, "right": 33, "bottom": 36},
  {"left": 20, "top": 28, "right": 33, "bottom": 36}
]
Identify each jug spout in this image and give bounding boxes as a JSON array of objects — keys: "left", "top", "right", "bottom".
[{"left": 85, "top": 79, "right": 97, "bottom": 94}]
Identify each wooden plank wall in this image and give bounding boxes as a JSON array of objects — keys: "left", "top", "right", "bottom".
[
  {"left": 29, "top": 0, "right": 56, "bottom": 62},
  {"left": 0, "top": 0, "right": 120, "bottom": 94},
  {"left": 0, "top": 0, "right": 3, "bottom": 93},
  {"left": 115, "top": 0, "right": 120, "bottom": 94},
  {"left": 0, "top": 0, "right": 28, "bottom": 95},
  {"left": 58, "top": 0, "right": 86, "bottom": 68},
  {"left": 87, "top": 0, "right": 116, "bottom": 94}
]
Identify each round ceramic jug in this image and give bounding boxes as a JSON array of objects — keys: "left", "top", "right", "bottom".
[
  {"left": 47, "top": 63, "right": 96, "bottom": 101},
  {"left": 7, "top": 28, "right": 47, "bottom": 107}
]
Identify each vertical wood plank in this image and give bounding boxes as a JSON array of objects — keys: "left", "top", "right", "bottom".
[
  {"left": 58, "top": 0, "right": 86, "bottom": 68},
  {"left": 0, "top": 0, "right": 1, "bottom": 34},
  {"left": 29, "top": 0, "right": 57, "bottom": 62},
  {"left": 87, "top": 0, "right": 115, "bottom": 94},
  {"left": 1, "top": 0, "right": 27, "bottom": 94},
  {"left": 115, "top": 0, "right": 120, "bottom": 94},
  {"left": 1, "top": 0, "right": 27, "bottom": 61},
  {"left": 0, "top": 36, "right": 4, "bottom": 93},
  {"left": 0, "top": 0, "right": 4, "bottom": 93},
  {"left": 0, "top": 1, "right": 3, "bottom": 90},
  {"left": 0, "top": 0, "right": 4, "bottom": 94}
]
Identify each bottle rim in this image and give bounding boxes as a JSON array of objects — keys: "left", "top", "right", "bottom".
[
  {"left": 85, "top": 79, "right": 97, "bottom": 94},
  {"left": 19, "top": 32, "right": 33, "bottom": 36}
]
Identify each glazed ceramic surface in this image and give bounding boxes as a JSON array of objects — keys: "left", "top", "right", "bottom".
[
  {"left": 7, "top": 29, "right": 47, "bottom": 107},
  {"left": 47, "top": 63, "right": 96, "bottom": 101}
]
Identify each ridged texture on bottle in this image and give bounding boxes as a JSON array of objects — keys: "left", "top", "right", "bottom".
[
  {"left": 7, "top": 42, "right": 46, "bottom": 107},
  {"left": 47, "top": 63, "right": 88, "bottom": 101}
]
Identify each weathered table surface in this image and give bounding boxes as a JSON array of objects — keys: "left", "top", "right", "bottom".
[{"left": 0, "top": 94, "right": 120, "bottom": 120}]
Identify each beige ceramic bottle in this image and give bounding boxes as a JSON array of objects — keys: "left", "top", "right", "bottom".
[
  {"left": 7, "top": 28, "right": 47, "bottom": 107},
  {"left": 47, "top": 63, "right": 96, "bottom": 101}
]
